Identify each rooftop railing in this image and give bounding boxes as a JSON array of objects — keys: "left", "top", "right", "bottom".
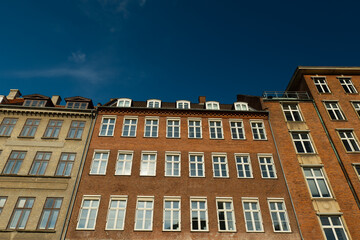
[{"left": 262, "top": 91, "right": 311, "bottom": 100}]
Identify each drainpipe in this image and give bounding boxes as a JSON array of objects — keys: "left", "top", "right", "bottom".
[
  {"left": 312, "top": 101, "right": 360, "bottom": 209},
  {"left": 60, "top": 109, "right": 97, "bottom": 240},
  {"left": 267, "top": 110, "right": 304, "bottom": 240}
]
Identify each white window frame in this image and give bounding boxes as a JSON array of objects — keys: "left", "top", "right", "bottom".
[
  {"left": 234, "top": 102, "right": 249, "bottom": 111},
  {"left": 337, "top": 130, "right": 360, "bottom": 152},
  {"left": 208, "top": 119, "right": 224, "bottom": 139},
  {"left": 165, "top": 152, "right": 181, "bottom": 177},
  {"left": 76, "top": 195, "right": 101, "bottom": 230},
  {"left": 338, "top": 77, "right": 357, "bottom": 94},
  {"left": 267, "top": 198, "right": 291, "bottom": 232},
  {"left": 188, "top": 118, "right": 202, "bottom": 139},
  {"left": 144, "top": 117, "right": 159, "bottom": 138},
  {"left": 205, "top": 101, "right": 220, "bottom": 110},
  {"left": 89, "top": 150, "right": 110, "bottom": 175},
  {"left": 166, "top": 118, "right": 180, "bottom": 138},
  {"left": 105, "top": 195, "right": 128, "bottom": 230},
  {"left": 258, "top": 154, "right": 277, "bottom": 179},
  {"left": 116, "top": 98, "right": 132, "bottom": 107},
  {"left": 250, "top": 120, "right": 267, "bottom": 140},
  {"left": 134, "top": 196, "right": 154, "bottom": 231},
  {"left": 313, "top": 76, "right": 331, "bottom": 93},
  {"left": 353, "top": 163, "right": 360, "bottom": 180},
  {"left": 351, "top": 101, "right": 360, "bottom": 117},
  {"left": 319, "top": 215, "right": 349, "bottom": 240},
  {"left": 324, "top": 101, "right": 346, "bottom": 120},
  {"left": 147, "top": 99, "right": 161, "bottom": 108},
  {"left": 291, "top": 132, "right": 316, "bottom": 154},
  {"left": 303, "top": 167, "right": 332, "bottom": 198},
  {"left": 122, "top": 117, "right": 138, "bottom": 137},
  {"left": 235, "top": 153, "right": 253, "bottom": 178},
  {"left": 229, "top": 119, "right": 245, "bottom": 140},
  {"left": 189, "top": 152, "right": 205, "bottom": 177},
  {"left": 190, "top": 197, "right": 209, "bottom": 232},
  {"left": 163, "top": 196, "right": 181, "bottom": 231},
  {"left": 212, "top": 153, "right": 229, "bottom": 178},
  {"left": 242, "top": 197, "right": 264, "bottom": 232},
  {"left": 115, "top": 150, "right": 133, "bottom": 176},
  {"left": 176, "top": 100, "right": 190, "bottom": 109},
  {"left": 282, "top": 103, "right": 303, "bottom": 122},
  {"left": 216, "top": 197, "right": 236, "bottom": 232},
  {"left": 140, "top": 151, "right": 157, "bottom": 176},
  {"left": 99, "top": 116, "right": 116, "bottom": 136}
]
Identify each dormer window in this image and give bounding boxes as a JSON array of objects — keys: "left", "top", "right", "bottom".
[
  {"left": 117, "top": 98, "right": 132, "bottom": 107},
  {"left": 147, "top": 99, "right": 161, "bottom": 108},
  {"left": 234, "top": 102, "right": 249, "bottom": 111},
  {"left": 66, "top": 102, "right": 88, "bottom": 109},
  {"left": 177, "top": 100, "right": 190, "bottom": 109},
  {"left": 206, "top": 101, "right": 220, "bottom": 110},
  {"left": 23, "top": 100, "right": 46, "bottom": 107}
]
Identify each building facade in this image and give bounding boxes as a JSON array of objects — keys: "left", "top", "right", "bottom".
[{"left": 0, "top": 90, "right": 95, "bottom": 240}]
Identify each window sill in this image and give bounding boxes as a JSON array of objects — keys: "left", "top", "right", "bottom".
[
  {"left": 344, "top": 151, "right": 360, "bottom": 154},
  {"left": 98, "top": 135, "right": 114, "bottom": 137},
  {"left": 17, "top": 136, "right": 35, "bottom": 139},
  {"left": 165, "top": 175, "right": 181, "bottom": 178},
  {"left": 273, "top": 230, "right": 293, "bottom": 233},
  {"left": 252, "top": 139, "right": 268, "bottom": 141},
  {"left": 65, "top": 138, "right": 82, "bottom": 141},
  {"left": 143, "top": 136, "right": 158, "bottom": 138},
  {"left": 296, "top": 152, "right": 317, "bottom": 155},
  {"left": 209, "top": 138, "right": 225, "bottom": 140},
  {"left": 231, "top": 138, "right": 246, "bottom": 140},
  {"left": 261, "top": 177, "right": 278, "bottom": 180},
  {"left": 76, "top": 229, "right": 96, "bottom": 231},
  {"left": 163, "top": 230, "right": 181, "bottom": 232},
  {"left": 218, "top": 230, "right": 237, "bottom": 233},
  {"left": 0, "top": 135, "right": 11, "bottom": 138},
  {"left": 134, "top": 229, "right": 153, "bottom": 232},
  {"left": 188, "top": 137, "right": 203, "bottom": 139},
  {"left": 121, "top": 136, "right": 137, "bottom": 138},
  {"left": 0, "top": 174, "right": 71, "bottom": 179},
  {"left": 190, "top": 230, "right": 209, "bottom": 232},
  {"left": 41, "top": 137, "right": 59, "bottom": 140},
  {"left": 237, "top": 177, "right": 254, "bottom": 179},
  {"left": 0, "top": 229, "right": 56, "bottom": 233}
]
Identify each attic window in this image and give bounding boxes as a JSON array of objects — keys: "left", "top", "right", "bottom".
[
  {"left": 23, "top": 100, "right": 46, "bottom": 107},
  {"left": 117, "top": 98, "right": 132, "bottom": 107},
  {"left": 66, "top": 102, "right": 88, "bottom": 109},
  {"left": 147, "top": 99, "right": 161, "bottom": 108},
  {"left": 176, "top": 100, "right": 190, "bottom": 109},
  {"left": 205, "top": 101, "right": 220, "bottom": 110},
  {"left": 234, "top": 102, "right": 249, "bottom": 111}
]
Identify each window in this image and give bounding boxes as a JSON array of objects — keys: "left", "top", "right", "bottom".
[
  {"left": 0, "top": 118, "right": 17, "bottom": 136},
  {"left": 209, "top": 119, "right": 223, "bottom": 139},
  {"left": 282, "top": 103, "right": 303, "bottom": 121},
  {"left": 354, "top": 164, "right": 360, "bottom": 179},
  {"left": 190, "top": 198, "right": 208, "bottom": 231},
  {"left": 144, "top": 118, "right": 158, "bottom": 137},
  {"left": 267, "top": 199, "right": 291, "bottom": 232},
  {"left": 135, "top": 197, "right": 154, "bottom": 231},
  {"left": 147, "top": 99, "right": 161, "bottom": 108},
  {"left": 106, "top": 196, "right": 127, "bottom": 230},
  {"left": 19, "top": 119, "right": 40, "bottom": 137},
  {"left": 100, "top": 117, "right": 116, "bottom": 136},
  {"left": 165, "top": 152, "right": 181, "bottom": 177},
  {"left": 29, "top": 152, "right": 51, "bottom": 175},
  {"left": 339, "top": 77, "right": 357, "bottom": 93},
  {"left": 205, "top": 101, "right": 219, "bottom": 110},
  {"left": 117, "top": 98, "right": 132, "bottom": 107},
  {"left": 0, "top": 197, "right": 7, "bottom": 214},
  {"left": 115, "top": 151, "right": 133, "bottom": 175},
  {"left": 23, "top": 99, "right": 46, "bottom": 107},
  {"left": 167, "top": 119, "right": 180, "bottom": 138},
  {"left": 303, "top": 167, "right": 331, "bottom": 198},
  {"left": 66, "top": 102, "right": 88, "bottom": 109},
  {"left": 77, "top": 196, "right": 100, "bottom": 230},
  {"left": 351, "top": 102, "right": 360, "bottom": 117},
  {"left": 188, "top": 119, "right": 202, "bottom": 138},
  {"left": 338, "top": 130, "right": 360, "bottom": 152},
  {"left": 55, "top": 153, "right": 76, "bottom": 176},
  {"left": 235, "top": 154, "right": 253, "bottom": 178},
  {"left": 234, "top": 102, "right": 249, "bottom": 111},
  {"left": 189, "top": 153, "right": 205, "bottom": 177},
  {"left": 324, "top": 102, "right": 345, "bottom": 120},
  {"left": 140, "top": 152, "right": 157, "bottom": 176},
  {"left": 291, "top": 132, "right": 315, "bottom": 153},
  {"left": 313, "top": 77, "right": 331, "bottom": 93},
  {"left": 163, "top": 197, "right": 181, "bottom": 231},
  {"left": 229, "top": 120, "right": 245, "bottom": 139},
  {"left": 3, "top": 151, "right": 26, "bottom": 174},
  {"left": 8, "top": 197, "right": 35, "bottom": 229},
  {"left": 216, "top": 198, "right": 236, "bottom": 232},
  {"left": 90, "top": 151, "right": 109, "bottom": 175},
  {"left": 122, "top": 118, "right": 137, "bottom": 137},
  {"left": 250, "top": 121, "right": 266, "bottom": 140},
  {"left": 176, "top": 100, "right": 190, "bottom": 109},
  {"left": 242, "top": 198, "right": 263, "bottom": 232},
  {"left": 258, "top": 155, "right": 277, "bottom": 179},
  {"left": 212, "top": 154, "right": 229, "bottom": 177},
  {"left": 320, "top": 216, "right": 349, "bottom": 240},
  {"left": 67, "top": 121, "right": 85, "bottom": 139},
  {"left": 43, "top": 120, "right": 63, "bottom": 138},
  {"left": 38, "top": 198, "right": 62, "bottom": 230}
]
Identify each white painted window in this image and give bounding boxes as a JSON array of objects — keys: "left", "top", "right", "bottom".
[
  {"left": 242, "top": 198, "right": 263, "bottom": 232},
  {"left": 206, "top": 101, "right": 220, "bottom": 110},
  {"left": 115, "top": 151, "right": 133, "bottom": 175},
  {"left": 122, "top": 118, "right": 137, "bottom": 137},
  {"left": 282, "top": 103, "right": 303, "bottom": 121},
  {"left": 235, "top": 154, "right": 253, "bottom": 178},
  {"left": 250, "top": 121, "right": 267, "bottom": 140},
  {"left": 167, "top": 119, "right": 180, "bottom": 138},
  {"left": 303, "top": 167, "right": 331, "bottom": 198},
  {"left": 0, "top": 197, "right": 7, "bottom": 215},
  {"left": 319, "top": 216, "right": 349, "bottom": 240},
  {"left": 258, "top": 155, "right": 277, "bottom": 179},
  {"left": 106, "top": 196, "right": 127, "bottom": 230},
  {"left": 267, "top": 199, "right": 291, "bottom": 232},
  {"left": 163, "top": 197, "right": 181, "bottom": 231},
  {"left": 351, "top": 102, "right": 360, "bottom": 117},
  {"left": 189, "top": 153, "right": 205, "bottom": 177},
  {"left": 212, "top": 154, "right": 229, "bottom": 178},
  {"left": 99, "top": 117, "right": 116, "bottom": 136},
  {"left": 147, "top": 99, "right": 161, "bottom": 108},
  {"left": 144, "top": 118, "right": 158, "bottom": 137},
  {"left": 338, "top": 130, "right": 360, "bottom": 152},
  {"left": 90, "top": 151, "right": 109, "bottom": 175},
  {"left": 76, "top": 196, "right": 100, "bottom": 230},
  {"left": 229, "top": 120, "right": 245, "bottom": 139},
  {"left": 188, "top": 119, "right": 202, "bottom": 138},
  {"left": 324, "top": 102, "right": 345, "bottom": 120},
  {"left": 209, "top": 119, "right": 223, "bottom": 139},
  {"left": 234, "top": 102, "right": 248, "bottom": 111},
  {"left": 313, "top": 77, "right": 331, "bottom": 93},
  {"left": 339, "top": 77, "right": 357, "bottom": 93},
  {"left": 165, "top": 152, "right": 181, "bottom": 177},
  {"left": 117, "top": 98, "right": 132, "bottom": 107},
  {"left": 190, "top": 197, "right": 208, "bottom": 231},
  {"left": 176, "top": 100, "right": 190, "bottom": 109},
  {"left": 291, "top": 132, "right": 315, "bottom": 153},
  {"left": 216, "top": 198, "right": 236, "bottom": 232},
  {"left": 134, "top": 197, "right": 154, "bottom": 231},
  {"left": 140, "top": 152, "right": 157, "bottom": 176}
]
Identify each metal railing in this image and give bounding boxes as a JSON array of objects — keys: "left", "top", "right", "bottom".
[{"left": 262, "top": 91, "right": 311, "bottom": 100}]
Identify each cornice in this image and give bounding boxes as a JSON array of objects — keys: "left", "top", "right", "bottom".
[{"left": 0, "top": 106, "right": 95, "bottom": 118}]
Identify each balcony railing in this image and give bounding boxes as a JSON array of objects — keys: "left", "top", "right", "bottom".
[{"left": 262, "top": 91, "right": 311, "bottom": 100}]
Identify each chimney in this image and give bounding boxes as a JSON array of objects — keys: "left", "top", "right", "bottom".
[
  {"left": 7, "top": 89, "right": 21, "bottom": 100},
  {"left": 51, "top": 95, "right": 62, "bottom": 106},
  {"left": 198, "top": 96, "right": 206, "bottom": 104}
]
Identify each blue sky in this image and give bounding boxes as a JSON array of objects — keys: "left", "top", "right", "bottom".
[{"left": 1, "top": 0, "right": 359, "bottom": 105}]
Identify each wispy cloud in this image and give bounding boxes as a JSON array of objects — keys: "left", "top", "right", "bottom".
[{"left": 68, "top": 51, "right": 86, "bottom": 63}]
